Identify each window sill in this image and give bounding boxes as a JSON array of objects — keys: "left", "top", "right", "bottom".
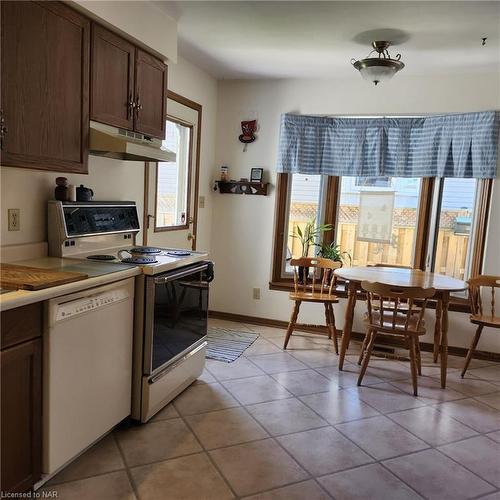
[{"left": 268, "top": 280, "right": 470, "bottom": 313}]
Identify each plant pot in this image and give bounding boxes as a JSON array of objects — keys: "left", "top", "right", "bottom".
[{"left": 297, "top": 266, "right": 309, "bottom": 284}]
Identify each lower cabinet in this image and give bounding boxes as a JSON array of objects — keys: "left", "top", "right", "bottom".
[{"left": 1, "top": 305, "right": 42, "bottom": 494}]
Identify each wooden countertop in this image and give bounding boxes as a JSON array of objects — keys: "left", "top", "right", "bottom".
[{"left": 1, "top": 263, "right": 88, "bottom": 291}]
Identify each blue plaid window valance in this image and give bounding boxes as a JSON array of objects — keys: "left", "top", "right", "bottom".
[{"left": 277, "top": 111, "right": 499, "bottom": 178}]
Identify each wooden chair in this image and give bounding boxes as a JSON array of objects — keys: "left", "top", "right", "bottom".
[
  {"left": 461, "top": 275, "right": 500, "bottom": 377},
  {"left": 284, "top": 257, "right": 341, "bottom": 352},
  {"left": 358, "top": 281, "right": 435, "bottom": 396}
]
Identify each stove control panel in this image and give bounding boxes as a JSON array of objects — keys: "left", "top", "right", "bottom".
[
  {"left": 55, "top": 288, "right": 130, "bottom": 322},
  {"left": 63, "top": 205, "right": 140, "bottom": 237}
]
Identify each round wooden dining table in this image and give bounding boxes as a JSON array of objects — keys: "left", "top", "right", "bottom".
[{"left": 333, "top": 266, "right": 467, "bottom": 388}]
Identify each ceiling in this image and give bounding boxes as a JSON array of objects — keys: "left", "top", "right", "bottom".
[{"left": 158, "top": 1, "right": 500, "bottom": 80}]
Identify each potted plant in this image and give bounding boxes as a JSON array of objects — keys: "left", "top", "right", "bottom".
[
  {"left": 316, "top": 241, "right": 352, "bottom": 286},
  {"left": 316, "top": 241, "right": 352, "bottom": 266},
  {"left": 290, "top": 220, "right": 332, "bottom": 283}
]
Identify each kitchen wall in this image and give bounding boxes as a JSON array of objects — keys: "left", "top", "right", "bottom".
[
  {"left": 0, "top": 55, "right": 217, "bottom": 259},
  {"left": 0, "top": 159, "right": 146, "bottom": 247},
  {"left": 167, "top": 56, "right": 218, "bottom": 254},
  {"left": 210, "top": 71, "right": 500, "bottom": 353}
]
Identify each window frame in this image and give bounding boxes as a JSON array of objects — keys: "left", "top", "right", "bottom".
[
  {"left": 153, "top": 115, "right": 194, "bottom": 233},
  {"left": 270, "top": 173, "right": 492, "bottom": 310}
]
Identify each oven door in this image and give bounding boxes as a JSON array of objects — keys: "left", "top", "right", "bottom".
[{"left": 143, "top": 262, "right": 210, "bottom": 376}]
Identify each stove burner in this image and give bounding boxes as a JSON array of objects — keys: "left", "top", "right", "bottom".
[
  {"left": 130, "top": 246, "right": 163, "bottom": 255},
  {"left": 121, "top": 256, "right": 158, "bottom": 265},
  {"left": 87, "top": 255, "right": 116, "bottom": 261},
  {"left": 166, "top": 250, "right": 192, "bottom": 257}
]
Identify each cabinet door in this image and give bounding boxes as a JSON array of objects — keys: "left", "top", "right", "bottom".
[
  {"left": 91, "top": 24, "right": 135, "bottom": 130},
  {"left": 1, "top": 303, "right": 42, "bottom": 350},
  {"left": 0, "top": 1, "right": 90, "bottom": 173},
  {"left": 134, "top": 49, "right": 167, "bottom": 139},
  {"left": 1, "top": 339, "right": 42, "bottom": 493}
]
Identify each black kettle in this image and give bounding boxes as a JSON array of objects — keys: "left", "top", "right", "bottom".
[{"left": 76, "top": 184, "right": 94, "bottom": 202}]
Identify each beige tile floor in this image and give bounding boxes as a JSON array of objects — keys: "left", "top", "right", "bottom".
[{"left": 40, "top": 319, "right": 500, "bottom": 500}]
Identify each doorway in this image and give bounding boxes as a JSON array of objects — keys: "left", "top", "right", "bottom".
[{"left": 144, "top": 91, "right": 202, "bottom": 250}]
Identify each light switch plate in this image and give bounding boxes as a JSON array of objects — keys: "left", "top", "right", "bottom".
[
  {"left": 253, "top": 287, "right": 261, "bottom": 300},
  {"left": 199, "top": 196, "right": 205, "bottom": 208},
  {"left": 8, "top": 209, "right": 20, "bottom": 231}
]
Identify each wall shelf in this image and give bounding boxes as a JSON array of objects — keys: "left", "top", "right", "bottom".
[{"left": 216, "top": 180, "right": 269, "bottom": 196}]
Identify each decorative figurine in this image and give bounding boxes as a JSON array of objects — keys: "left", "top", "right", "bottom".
[
  {"left": 239, "top": 120, "right": 257, "bottom": 152},
  {"left": 220, "top": 165, "right": 229, "bottom": 181}
]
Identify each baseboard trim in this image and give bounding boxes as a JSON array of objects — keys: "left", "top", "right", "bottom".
[{"left": 209, "top": 310, "right": 500, "bottom": 363}]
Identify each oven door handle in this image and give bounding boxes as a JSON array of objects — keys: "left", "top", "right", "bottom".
[
  {"left": 149, "top": 341, "right": 207, "bottom": 384},
  {"left": 153, "top": 263, "right": 208, "bottom": 284}
]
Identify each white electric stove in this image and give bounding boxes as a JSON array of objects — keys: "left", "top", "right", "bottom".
[
  {"left": 47, "top": 200, "right": 208, "bottom": 273},
  {"left": 47, "top": 200, "right": 212, "bottom": 423}
]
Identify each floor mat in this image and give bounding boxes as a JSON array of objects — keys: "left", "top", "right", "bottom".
[{"left": 206, "top": 327, "right": 259, "bottom": 362}]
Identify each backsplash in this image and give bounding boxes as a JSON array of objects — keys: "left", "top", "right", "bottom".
[{"left": 1, "top": 158, "right": 146, "bottom": 247}]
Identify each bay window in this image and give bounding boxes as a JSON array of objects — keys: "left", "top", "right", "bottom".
[{"left": 272, "top": 173, "right": 492, "bottom": 291}]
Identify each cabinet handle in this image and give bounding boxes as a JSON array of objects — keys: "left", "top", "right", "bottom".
[
  {"left": 127, "top": 95, "right": 135, "bottom": 119},
  {"left": 135, "top": 97, "right": 143, "bottom": 116}
]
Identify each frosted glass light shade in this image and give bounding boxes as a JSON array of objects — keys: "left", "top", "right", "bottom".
[
  {"left": 353, "top": 58, "right": 405, "bottom": 86},
  {"left": 359, "top": 65, "right": 398, "bottom": 83}
]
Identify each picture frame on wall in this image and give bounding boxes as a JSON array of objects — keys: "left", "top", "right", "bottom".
[{"left": 250, "top": 168, "right": 264, "bottom": 183}]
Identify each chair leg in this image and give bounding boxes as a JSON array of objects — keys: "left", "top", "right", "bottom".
[
  {"left": 414, "top": 336, "right": 422, "bottom": 376},
  {"left": 284, "top": 301, "right": 301, "bottom": 349},
  {"left": 408, "top": 336, "right": 419, "bottom": 396},
  {"left": 461, "top": 324, "right": 484, "bottom": 378},
  {"left": 357, "top": 330, "right": 377, "bottom": 386},
  {"left": 328, "top": 303, "right": 339, "bottom": 355},
  {"left": 324, "top": 303, "right": 332, "bottom": 339},
  {"left": 358, "top": 330, "right": 370, "bottom": 365},
  {"left": 433, "top": 299, "right": 442, "bottom": 363}
]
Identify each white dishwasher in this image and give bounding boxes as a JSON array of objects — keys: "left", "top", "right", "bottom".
[{"left": 43, "top": 278, "right": 134, "bottom": 475}]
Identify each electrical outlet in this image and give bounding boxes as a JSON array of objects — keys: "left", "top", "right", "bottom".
[
  {"left": 8, "top": 209, "right": 20, "bottom": 231},
  {"left": 199, "top": 196, "right": 205, "bottom": 208},
  {"left": 252, "top": 287, "right": 261, "bottom": 300}
]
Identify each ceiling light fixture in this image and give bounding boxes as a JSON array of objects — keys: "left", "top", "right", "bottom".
[{"left": 351, "top": 41, "right": 405, "bottom": 86}]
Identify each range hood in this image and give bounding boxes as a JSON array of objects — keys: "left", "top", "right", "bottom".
[{"left": 89, "top": 121, "right": 176, "bottom": 162}]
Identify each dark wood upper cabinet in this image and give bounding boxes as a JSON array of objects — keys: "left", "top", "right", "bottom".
[
  {"left": 134, "top": 49, "right": 168, "bottom": 139},
  {"left": 1, "top": 305, "right": 42, "bottom": 494},
  {"left": 91, "top": 24, "right": 135, "bottom": 130},
  {"left": 91, "top": 28, "right": 168, "bottom": 140},
  {"left": 0, "top": 1, "right": 90, "bottom": 173}
]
